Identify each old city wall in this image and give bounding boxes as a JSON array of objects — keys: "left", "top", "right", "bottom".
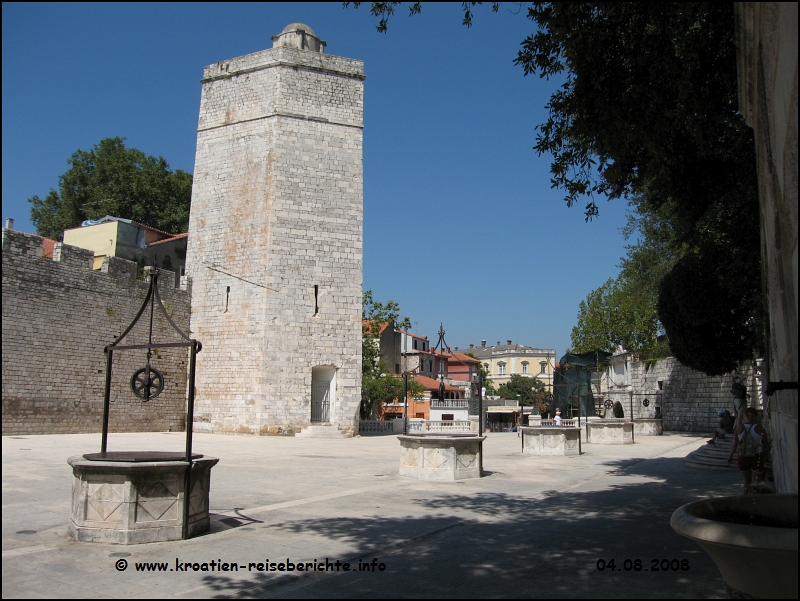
[
  {"left": 2, "top": 229, "right": 191, "bottom": 435},
  {"left": 601, "top": 356, "right": 761, "bottom": 432}
]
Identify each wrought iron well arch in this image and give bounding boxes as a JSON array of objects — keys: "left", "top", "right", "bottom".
[{"left": 93, "top": 267, "right": 202, "bottom": 539}]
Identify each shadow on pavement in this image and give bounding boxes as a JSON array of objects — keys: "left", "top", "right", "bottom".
[{"left": 194, "top": 457, "right": 735, "bottom": 598}]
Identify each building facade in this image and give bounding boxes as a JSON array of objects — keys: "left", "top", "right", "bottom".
[
  {"left": 457, "top": 341, "right": 556, "bottom": 391},
  {"left": 185, "top": 23, "right": 364, "bottom": 435}
]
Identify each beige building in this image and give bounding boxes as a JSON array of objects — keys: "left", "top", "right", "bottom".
[
  {"left": 455, "top": 340, "right": 556, "bottom": 391},
  {"left": 63, "top": 216, "right": 174, "bottom": 270}
]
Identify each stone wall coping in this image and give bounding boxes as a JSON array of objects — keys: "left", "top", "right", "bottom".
[{"left": 202, "top": 47, "right": 365, "bottom": 82}]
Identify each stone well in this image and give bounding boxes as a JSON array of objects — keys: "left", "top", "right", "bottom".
[
  {"left": 398, "top": 434, "right": 485, "bottom": 480},
  {"left": 587, "top": 420, "right": 634, "bottom": 444},
  {"left": 633, "top": 418, "right": 663, "bottom": 436},
  {"left": 521, "top": 426, "right": 581, "bottom": 456},
  {"left": 68, "top": 453, "right": 218, "bottom": 544}
]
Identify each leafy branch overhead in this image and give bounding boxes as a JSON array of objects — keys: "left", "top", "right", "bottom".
[
  {"left": 348, "top": 2, "right": 763, "bottom": 375},
  {"left": 345, "top": 2, "right": 499, "bottom": 33}
]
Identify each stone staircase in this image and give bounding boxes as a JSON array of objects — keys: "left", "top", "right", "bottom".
[
  {"left": 685, "top": 436, "right": 737, "bottom": 470},
  {"left": 295, "top": 424, "right": 352, "bottom": 439}
]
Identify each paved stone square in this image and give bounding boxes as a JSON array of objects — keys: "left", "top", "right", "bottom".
[{"left": 2, "top": 431, "right": 739, "bottom": 598}]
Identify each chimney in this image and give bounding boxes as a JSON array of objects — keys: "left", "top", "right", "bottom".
[
  {"left": 497, "top": 341, "right": 501, "bottom": 346},
  {"left": 481, "top": 341, "right": 486, "bottom": 347},
  {"left": 507, "top": 340, "right": 512, "bottom": 345},
  {"left": 5, "top": 218, "right": 13, "bottom": 230},
  {"left": 470, "top": 344, "right": 474, "bottom": 348}
]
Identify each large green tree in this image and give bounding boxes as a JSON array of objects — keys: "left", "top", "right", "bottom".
[
  {"left": 351, "top": 2, "right": 763, "bottom": 375},
  {"left": 29, "top": 137, "right": 193, "bottom": 239}
]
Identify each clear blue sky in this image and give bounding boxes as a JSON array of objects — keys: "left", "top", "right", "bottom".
[{"left": 2, "top": 2, "right": 633, "bottom": 358}]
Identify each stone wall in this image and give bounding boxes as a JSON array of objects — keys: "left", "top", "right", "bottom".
[
  {"left": 2, "top": 229, "right": 191, "bottom": 435},
  {"left": 735, "top": 2, "right": 798, "bottom": 493},
  {"left": 601, "top": 356, "right": 761, "bottom": 432},
  {"left": 185, "top": 42, "right": 363, "bottom": 435}
]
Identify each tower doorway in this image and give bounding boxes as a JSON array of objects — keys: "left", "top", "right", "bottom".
[{"left": 311, "top": 366, "right": 336, "bottom": 423}]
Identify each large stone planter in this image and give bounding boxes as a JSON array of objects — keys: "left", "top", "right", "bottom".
[
  {"left": 633, "top": 418, "right": 663, "bottom": 436},
  {"left": 521, "top": 426, "right": 581, "bottom": 456},
  {"left": 670, "top": 493, "right": 798, "bottom": 598},
  {"left": 587, "top": 421, "right": 633, "bottom": 444},
  {"left": 68, "top": 454, "right": 219, "bottom": 544},
  {"left": 398, "top": 434, "right": 484, "bottom": 480}
]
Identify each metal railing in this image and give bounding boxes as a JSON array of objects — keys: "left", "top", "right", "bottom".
[
  {"left": 359, "top": 420, "right": 403, "bottom": 434},
  {"left": 311, "top": 383, "right": 330, "bottom": 422}
]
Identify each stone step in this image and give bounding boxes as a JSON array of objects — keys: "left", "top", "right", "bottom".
[
  {"left": 684, "top": 450, "right": 737, "bottom": 470},
  {"left": 696, "top": 444, "right": 734, "bottom": 458},
  {"left": 295, "top": 425, "right": 352, "bottom": 439}
]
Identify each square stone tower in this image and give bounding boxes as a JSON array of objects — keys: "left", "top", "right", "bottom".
[{"left": 185, "top": 23, "right": 363, "bottom": 435}]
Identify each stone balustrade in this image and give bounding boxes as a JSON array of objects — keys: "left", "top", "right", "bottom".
[{"left": 406, "top": 420, "right": 477, "bottom": 433}]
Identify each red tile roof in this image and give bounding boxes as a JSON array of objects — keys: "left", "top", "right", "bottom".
[
  {"left": 412, "top": 375, "right": 461, "bottom": 392},
  {"left": 147, "top": 232, "right": 188, "bottom": 246},
  {"left": 39, "top": 237, "right": 57, "bottom": 259}
]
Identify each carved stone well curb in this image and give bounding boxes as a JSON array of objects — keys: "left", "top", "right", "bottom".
[
  {"left": 633, "top": 418, "right": 663, "bottom": 436},
  {"left": 68, "top": 455, "right": 218, "bottom": 544},
  {"left": 670, "top": 493, "right": 798, "bottom": 598},
  {"left": 520, "top": 426, "right": 581, "bottom": 456},
  {"left": 587, "top": 421, "right": 634, "bottom": 444},
  {"left": 398, "top": 434, "right": 485, "bottom": 480}
]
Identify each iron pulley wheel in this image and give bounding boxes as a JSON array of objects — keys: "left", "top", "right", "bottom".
[
  {"left": 642, "top": 398, "right": 650, "bottom": 407},
  {"left": 604, "top": 399, "right": 613, "bottom": 409},
  {"left": 130, "top": 367, "right": 164, "bottom": 401}
]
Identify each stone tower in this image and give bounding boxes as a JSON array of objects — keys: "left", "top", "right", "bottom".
[{"left": 185, "top": 23, "right": 363, "bottom": 435}]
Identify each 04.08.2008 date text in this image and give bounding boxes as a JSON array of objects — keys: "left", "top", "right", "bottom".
[{"left": 596, "top": 559, "right": 689, "bottom": 572}]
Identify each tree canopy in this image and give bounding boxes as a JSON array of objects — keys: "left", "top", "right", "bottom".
[
  {"left": 351, "top": 2, "right": 763, "bottom": 375},
  {"left": 496, "top": 373, "right": 546, "bottom": 406},
  {"left": 29, "top": 137, "right": 193, "bottom": 240}
]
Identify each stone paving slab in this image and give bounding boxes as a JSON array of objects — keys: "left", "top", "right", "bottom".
[{"left": 2, "top": 431, "right": 738, "bottom": 598}]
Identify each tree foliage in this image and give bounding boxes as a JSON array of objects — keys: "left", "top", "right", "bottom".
[
  {"left": 496, "top": 373, "right": 546, "bottom": 406},
  {"left": 361, "top": 290, "right": 424, "bottom": 419},
  {"left": 571, "top": 197, "right": 680, "bottom": 357},
  {"left": 351, "top": 2, "right": 763, "bottom": 375},
  {"left": 29, "top": 138, "right": 193, "bottom": 239}
]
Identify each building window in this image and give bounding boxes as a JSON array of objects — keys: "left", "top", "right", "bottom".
[
  {"left": 413, "top": 340, "right": 417, "bottom": 350},
  {"left": 498, "top": 362, "right": 506, "bottom": 375},
  {"left": 522, "top": 362, "right": 529, "bottom": 374},
  {"left": 540, "top": 361, "right": 547, "bottom": 374}
]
